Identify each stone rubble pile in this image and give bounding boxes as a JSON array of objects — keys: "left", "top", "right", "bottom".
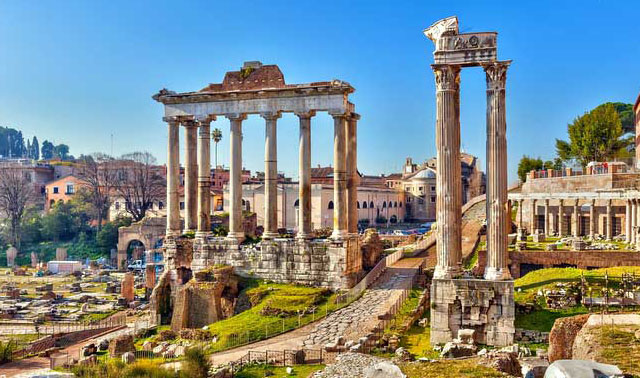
[{"left": 312, "top": 352, "right": 404, "bottom": 378}]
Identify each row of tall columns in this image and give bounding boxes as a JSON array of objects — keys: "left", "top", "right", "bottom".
[
  {"left": 484, "top": 61, "right": 511, "bottom": 280},
  {"left": 432, "top": 64, "right": 462, "bottom": 279},
  {"left": 164, "top": 110, "right": 358, "bottom": 242}
]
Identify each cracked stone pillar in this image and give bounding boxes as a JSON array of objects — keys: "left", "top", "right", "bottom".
[
  {"left": 346, "top": 113, "right": 360, "bottom": 235},
  {"left": 330, "top": 112, "right": 348, "bottom": 240},
  {"left": 573, "top": 199, "right": 580, "bottom": 237},
  {"left": 183, "top": 120, "right": 198, "bottom": 232},
  {"left": 296, "top": 111, "right": 315, "bottom": 239},
  {"left": 432, "top": 64, "right": 462, "bottom": 279},
  {"left": 626, "top": 199, "right": 632, "bottom": 243},
  {"left": 544, "top": 199, "right": 550, "bottom": 236},
  {"left": 606, "top": 199, "right": 613, "bottom": 240},
  {"left": 164, "top": 117, "right": 181, "bottom": 237},
  {"left": 261, "top": 112, "right": 281, "bottom": 240},
  {"left": 227, "top": 113, "right": 247, "bottom": 242},
  {"left": 483, "top": 61, "right": 511, "bottom": 281},
  {"left": 196, "top": 116, "right": 213, "bottom": 237},
  {"left": 590, "top": 199, "right": 596, "bottom": 238}
]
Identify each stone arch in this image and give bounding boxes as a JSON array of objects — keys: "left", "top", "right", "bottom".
[{"left": 363, "top": 201, "right": 368, "bottom": 209}]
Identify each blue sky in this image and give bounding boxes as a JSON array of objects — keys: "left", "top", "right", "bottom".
[{"left": 0, "top": 0, "right": 638, "bottom": 183}]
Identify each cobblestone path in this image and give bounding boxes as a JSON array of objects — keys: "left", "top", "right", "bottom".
[{"left": 302, "top": 257, "right": 424, "bottom": 348}]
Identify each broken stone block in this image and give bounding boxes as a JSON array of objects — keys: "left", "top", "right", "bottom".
[
  {"left": 440, "top": 341, "right": 477, "bottom": 358},
  {"left": 121, "top": 272, "right": 135, "bottom": 303},
  {"left": 108, "top": 335, "right": 135, "bottom": 357},
  {"left": 457, "top": 329, "right": 475, "bottom": 345}
]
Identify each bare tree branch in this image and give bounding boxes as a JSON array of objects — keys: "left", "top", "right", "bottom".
[
  {"left": 114, "top": 152, "right": 165, "bottom": 222},
  {"left": 75, "top": 153, "right": 117, "bottom": 231},
  {"left": 0, "top": 167, "right": 33, "bottom": 247}
]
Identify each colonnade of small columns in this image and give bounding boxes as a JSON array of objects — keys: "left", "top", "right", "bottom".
[
  {"left": 163, "top": 111, "right": 359, "bottom": 242},
  {"left": 513, "top": 198, "right": 635, "bottom": 241}
]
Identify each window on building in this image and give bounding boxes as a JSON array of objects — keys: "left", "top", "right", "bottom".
[
  {"left": 294, "top": 199, "right": 299, "bottom": 207},
  {"left": 66, "top": 184, "right": 74, "bottom": 194},
  {"left": 180, "top": 202, "right": 185, "bottom": 210},
  {"left": 431, "top": 196, "right": 436, "bottom": 203},
  {"left": 158, "top": 201, "right": 164, "bottom": 210},
  {"left": 363, "top": 201, "right": 368, "bottom": 209},
  {"left": 328, "top": 201, "right": 334, "bottom": 210},
  {"left": 356, "top": 201, "right": 360, "bottom": 209},
  {"left": 53, "top": 187, "right": 59, "bottom": 194},
  {"left": 382, "top": 201, "right": 386, "bottom": 208},
  {"left": 399, "top": 202, "right": 402, "bottom": 208},
  {"left": 419, "top": 186, "right": 423, "bottom": 192},
  {"left": 431, "top": 186, "right": 436, "bottom": 191},
  {"left": 369, "top": 201, "right": 374, "bottom": 208},
  {"left": 394, "top": 201, "right": 398, "bottom": 208},
  {"left": 418, "top": 199, "right": 424, "bottom": 204},
  {"left": 115, "top": 202, "right": 120, "bottom": 210}
]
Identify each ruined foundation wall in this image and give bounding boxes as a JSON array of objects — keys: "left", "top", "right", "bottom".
[{"left": 430, "top": 278, "right": 515, "bottom": 347}]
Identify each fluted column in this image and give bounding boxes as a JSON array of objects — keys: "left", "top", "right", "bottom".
[
  {"left": 483, "top": 61, "right": 511, "bottom": 280},
  {"left": 261, "top": 112, "right": 281, "bottom": 240},
  {"left": 196, "top": 116, "right": 213, "bottom": 237},
  {"left": 544, "top": 199, "right": 550, "bottom": 236},
  {"left": 632, "top": 199, "right": 637, "bottom": 245},
  {"left": 589, "top": 199, "right": 596, "bottom": 238},
  {"left": 164, "top": 117, "right": 181, "bottom": 237},
  {"left": 517, "top": 199, "right": 524, "bottom": 233},
  {"left": 606, "top": 199, "right": 613, "bottom": 240},
  {"left": 330, "top": 112, "right": 348, "bottom": 240},
  {"left": 227, "top": 113, "right": 247, "bottom": 242},
  {"left": 626, "top": 199, "right": 632, "bottom": 243},
  {"left": 346, "top": 113, "right": 360, "bottom": 235},
  {"left": 559, "top": 199, "right": 565, "bottom": 236},
  {"left": 572, "top": 199, "right": 580, "bottom": 237},
  {"left": 183, "top": 120, "right": 198, "bottom": 232},
  {"left": 432, "top": 64, "right": 462, "bottom": 279},
  {"left": 530, "top": 199, "right": 537, "bottom": 235},
  {"left": 296, "top": 111, "right": 315, "bottom": 239}
]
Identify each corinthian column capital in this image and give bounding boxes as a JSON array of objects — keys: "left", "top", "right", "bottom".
[
  {"left": 294, "top": 110, "right": 316, "bottom": 119},
  {"left": 225, "top": 113, "right": 247, "bottom": 122},
  {"left": 482, "top": 60, "right": 511, "bottom": 91},
  {"left": 432, "top": 64, "right": 460, "bottom": 92},
  {"left": 260, "top": 111, "right": 281, "bottom": 121}
]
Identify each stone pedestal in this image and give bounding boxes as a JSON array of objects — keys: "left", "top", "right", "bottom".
[
  {"left": 572, "top": 240, "right": 586, "bottom": 251},
  {"left": 6, "top": 247, "right": 17, "bottom": 267},
  {"left": 430, "top": 279, "right": 515, "bottom": 347}
]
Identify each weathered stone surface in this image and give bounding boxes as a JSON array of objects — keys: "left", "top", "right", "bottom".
[
  {"left": 457, "top": 328, "right": 475, "bottom": 344},
  {"left": 478, "top": 351, "right": 521, "bottom": 377},
  {"left": 312, "top": 352, "right": 402, "bottom": 378},
  {"left": 360, "top": 229, "right": 383, "bottom": 270},
  {"left": 108, "top": 335, "right": 135, "bottom": 357},
  {"left": 121, "top": 272, "right": 135, "bottom": 303},
  {"left": 6, "top": 247, "right": 17, "bottom": 267},
  {"left": 544, "top": 360, "right": 622, "bottom": 378},
  {"left": 431, "top": 279, "right": 515, "bottom": 347},
  {"left": 547, "top": 314, "right": 589, "bottom": 362},
  {"left": 520, "top": 357, "right": 548, "bottom": 378},
  {"left": 440, "top": 341, "right": 477, "bottom": 358},
  {"left": 364, "top": 361, "right": 406, "bottom": 378}
]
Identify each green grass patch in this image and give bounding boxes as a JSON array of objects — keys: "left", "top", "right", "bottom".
[
  {"left": 384, "top": 288, "right": 423, "bottom": 335},
  {"left": 233, "top": 364, "right": 325, "bottom": 378},
  {"left": 515, "top": 306, "right": 589, "bottom": 332},
  {"left": 205, "top": 281, "right": 344, "bottom": 353},
  {"left": 399, "top": 325, "right": 439, "bottom": 359},
  {"left": 399, "top": 358, "right": 506, "bottom": 378},
  {"left": 463, "top": 249, "right": 478, "bottom": 270}
]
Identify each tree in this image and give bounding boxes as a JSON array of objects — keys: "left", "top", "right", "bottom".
[
  {"left": 114, "top": 152, "right": 165, "bottom": 222},
  {"left": 41, "top": 140, "right": 54, "bottom": 160},
  {"left": 31, "top": 137, "right": 39, "bottom": 160},
  {"left": 54, "top": 144, "right": 70, "bottom": 160},
  {"left": 41, "top": 200, "right": 90, "bottom": 242},
  {"left": 76, "top": 153, "right": 117, "bottom": 232},
  {"left": 608, "top": 102, "right": 635, "bottom": 134},
  {"left": 0, "top": 168, "right": 33, "bottom": 248},
  {"left": 517, "top": 155, "right": 543, "bottom": 182},
  {"left": 212, "top": 128, "right": 222, "bottom": 168},
  {"left": 555, "top": 103, "right": 631, "bottom": 167},
  {"left": 96, "top": 217, "right": 131, "bottom": 254}
]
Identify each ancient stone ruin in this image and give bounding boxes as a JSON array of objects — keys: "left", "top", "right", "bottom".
[
  {"left": 150, "top": 62, "right": 365, "bottom": 327},
  {"left": 425, "top": 16, "right": 515, "bottom": 346}
]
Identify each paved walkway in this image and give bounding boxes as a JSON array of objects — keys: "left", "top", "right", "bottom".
[{"left": 200, "top": 257, "right": 424, "bottom": 367}]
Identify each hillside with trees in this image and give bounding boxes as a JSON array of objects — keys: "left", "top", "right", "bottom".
[{"left": 0, "top": 126, "right": 73, "bottom": 160}]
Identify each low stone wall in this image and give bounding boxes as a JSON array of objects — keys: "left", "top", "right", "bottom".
[
  {"left": 508, "top": 250, "right": 640, "bottom": 278},
  {"left": 179, "top": 237, "right": 361, "bottom": 290},
  {"left": 515, "top": 328, "right": 549, "bottom": 344}
]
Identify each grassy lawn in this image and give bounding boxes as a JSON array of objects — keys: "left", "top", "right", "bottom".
[
  {"left": 203, "top": 280, "right": 345, "bottom": 353},
  {"left": 513, "top": 267, "right": 640, "bottom": 332},
  {"left": 399, "top": 325, "right": 439, "bottom": 359},
  {"left": 399, "top": 358, "right": 506, "bottom": 378},
  {"left": 598, "top": 326, "right": 640, "bottom": 376},
  {"left": 383, "top": 288, "right": 424, "bottom": 335},
  {"left": 233, "top": 364, "right": 325, "bottom": 378}
]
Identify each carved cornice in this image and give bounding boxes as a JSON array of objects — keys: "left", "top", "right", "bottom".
[
  {"left": 432, "top": 65, "right": 460, "bottom": 92},
  {"left": 482, "top": 61, "right": 511, "bottom": 91}
]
